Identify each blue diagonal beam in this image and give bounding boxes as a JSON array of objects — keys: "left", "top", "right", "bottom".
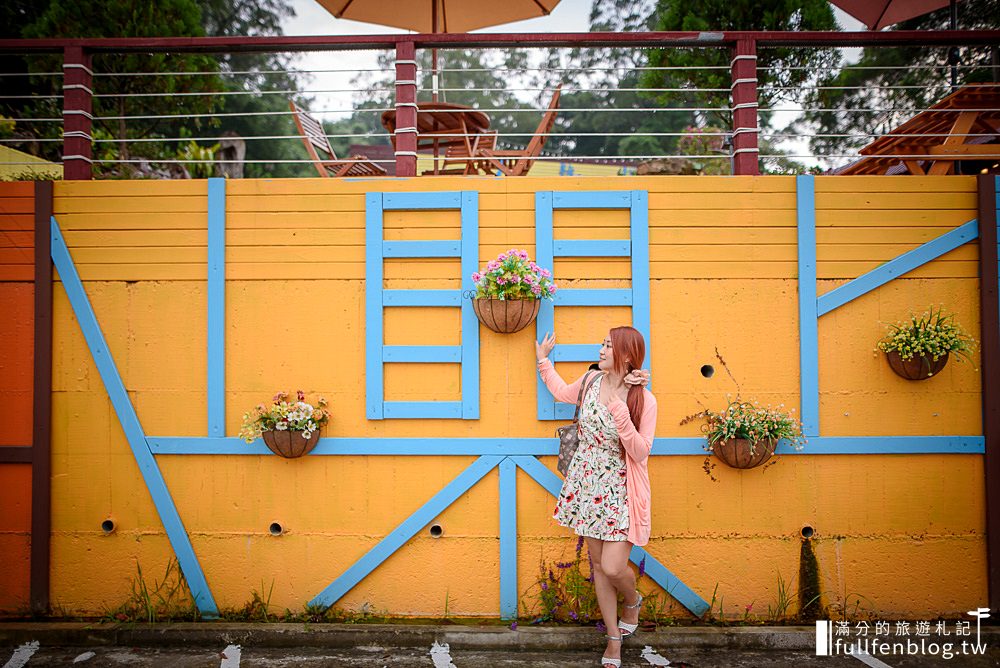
[
  {"left": 817, "top": 219, "right": 979, "bottom": 317},
  {"left": 309, "top": 455, "right": 504, "bottom": 609},
  {"left": 50, "top": 216, "right": 219, "bottom": 617},
  {"left": 511, "top": 456, "right": 710, "bottom": 618}
]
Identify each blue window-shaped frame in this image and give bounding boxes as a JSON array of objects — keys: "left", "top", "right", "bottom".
[
  {"left": 535, "top": 190, "right": 651, "bottom": 420},
  {"left": 365, "top": 191, "right": 480, "bottom": 419}
]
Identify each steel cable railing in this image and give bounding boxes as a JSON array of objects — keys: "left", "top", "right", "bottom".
[{"left": 1, "top": 38, "right": 997, "bottom": 179}]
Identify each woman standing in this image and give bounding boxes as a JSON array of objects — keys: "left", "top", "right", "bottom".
[{"left": 535, "top": 326, "right": 657, "bottom": 668}]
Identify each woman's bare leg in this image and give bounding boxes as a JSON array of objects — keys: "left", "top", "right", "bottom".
[
  {"left": 586, "top": 537, "right": 622, "bottom": 664},
  {"left": 600, "top": 541, "right": 640, "bottom": 631}
]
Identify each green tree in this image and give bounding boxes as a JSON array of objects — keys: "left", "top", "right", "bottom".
[
  {"left": 799, "top": 0, "right": 1000, "bottom": 160},
  {"left": 23, "top": 0, "right": 222, "bottom": 172},
  {"left": 199, "top": 0, "right": 312, "bottom": 177},
  {"left": 642, "top": 0, "right": 840, "bottom": 127},
  {"left": 532, "top": 0, "right": 695, "bottom": 159}
]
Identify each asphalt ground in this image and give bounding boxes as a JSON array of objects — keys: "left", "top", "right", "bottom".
[{"left": 3, "top": 624, "right": 1000, "bottom": 667}]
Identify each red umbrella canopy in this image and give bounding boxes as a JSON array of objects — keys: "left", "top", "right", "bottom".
[
  {"left": 314, "top": 0, "right": 562, "bottom": 33},
  {"left": 828, "top": 0, "right": 964, "bottom": 30}
]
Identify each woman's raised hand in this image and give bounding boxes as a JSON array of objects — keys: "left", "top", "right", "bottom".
[
  {"left": 535, "top": 332, "right": 556, "bottom": 361},
  {"left": 624, "top": 369, "right": 651, "bottom": 387}
]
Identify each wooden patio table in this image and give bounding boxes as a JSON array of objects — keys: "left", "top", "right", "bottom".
[{"left": 381, "top": 102, "right": 491, "bottom": 175}]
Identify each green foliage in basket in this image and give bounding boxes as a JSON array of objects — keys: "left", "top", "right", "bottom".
[{"left": 875, "top": 306, "right": 977, "bottom": 363}]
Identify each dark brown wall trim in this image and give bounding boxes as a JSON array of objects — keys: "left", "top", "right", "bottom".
[
  {"left": 978, "top": 174, "right": 1000, "bottom": 613},
  {"left": 0, "top": 447, "right": 32, "bottom": 463},
  {"left": 30, "top": 181, "right": 52, "bottom": 616}
]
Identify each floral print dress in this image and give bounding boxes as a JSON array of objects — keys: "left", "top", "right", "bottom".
[{"left": 553, "top": 373, "right": 630, "bottom": 541}]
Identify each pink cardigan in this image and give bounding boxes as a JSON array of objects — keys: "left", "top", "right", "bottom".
[{"left": 538, "top": 358, "right": 656, "bottom": 547}]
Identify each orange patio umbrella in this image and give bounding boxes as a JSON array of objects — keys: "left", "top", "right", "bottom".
[
  {"left": 828, "top": 0, "right": 966, "bottom": 86},
  {"left": 827, "top": 0, "right": 963, "bottom": 30},
  {"left": 314, "top": 0, "right": 562, "bottom": 99}
]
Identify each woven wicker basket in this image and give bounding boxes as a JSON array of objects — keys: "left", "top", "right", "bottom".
[{"left": 472, "top": 298, "right": 541, "bottom": 333}]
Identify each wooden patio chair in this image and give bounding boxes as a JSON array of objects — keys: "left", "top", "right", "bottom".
[
  {"left": 476, "top": 84, "right": 562, "bottom": 176},
  {"left": 289, "top": 100, "right": 387, "bottom": 177},
  {"left": 429, "top": 131, "right": 499, "bottom": 175}
]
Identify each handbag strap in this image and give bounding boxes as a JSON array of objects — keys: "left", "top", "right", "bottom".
[{"left": 571, "top": 370, "right": 599, "bottom": 424}]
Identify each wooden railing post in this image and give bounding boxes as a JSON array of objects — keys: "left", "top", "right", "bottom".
[
  {"left": 979, "top": 174, "right": 1000, "bottom": 613},
  {"left": 394, "top": 42, "right": 418, "bottom": 177},
  {"left": 730, "top": 39, "right": 760, "bottom": 176},
  {"left": 62, "top": 46, "right": 93, "bottom": 180}
]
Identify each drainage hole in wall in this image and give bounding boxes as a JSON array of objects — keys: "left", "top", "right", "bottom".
[
  {"left": 700, "top": 365, "right": 715, "bottom": 378},
  {"left": 429, "top": 524, "right": 443, "bottom": 538},
  {"left": 101, "top": 519, "right": 116, "bottom": 534},
  {"left": 801, "top": 525, "right": 815, "bottom": 538},
  {"left": 269, "top": 522, "right": 284, "bottom": 536}
]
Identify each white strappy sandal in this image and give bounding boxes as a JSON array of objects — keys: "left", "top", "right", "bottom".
[
  {"left": 602, "top": 633, "right": 623, "bottom": 667},
  {"left": 618, "top": 591, "right": 643, "bottom": 639}
]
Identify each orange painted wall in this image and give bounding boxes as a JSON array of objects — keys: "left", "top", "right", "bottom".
[{"left": 0, "top": 181, "right": 34, "bottom": 612}]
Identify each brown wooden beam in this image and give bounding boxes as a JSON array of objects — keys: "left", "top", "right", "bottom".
[
  {"left": 928, "top": 145, "right": 1000, "bottom": 156},
  {"left": 0, "top": 30, "right": 997, "bottom": 54},
  {"left": 30, "top": 181, "right": 52, "bottom": 616},
  {"left": 0, "top": 447, "right": 32, "bottom": 464},
  {"left": 978, "top": 174, "right": 1000, "bottom": 613}
]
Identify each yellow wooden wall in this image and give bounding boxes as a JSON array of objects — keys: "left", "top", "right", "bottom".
[{"left": 16, "top": 175, "right": 986, "bottom": 619}]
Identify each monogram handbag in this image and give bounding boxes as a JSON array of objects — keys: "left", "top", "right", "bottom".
[{"left": 556, "top": 370, "right": 598, "bottom": 476}]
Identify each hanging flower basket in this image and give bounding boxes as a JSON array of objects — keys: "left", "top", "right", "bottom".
[
  {"left": 875, "top": 306, "right": 976, "bottom": 381},
  {"left": 885, "top": 350, "right": 949, "bottom": 381},
  {"left": 472, "top": 297, "right": 540, "bottom": 334},
  {"left": 261, "top": 429, "right": 320, "bottom": 459},
  {"left": 239, "top": 390, "right": 330, "bottom": 459},
  {"left": 712, "top": 437, "right": 778, "bottom": 470},
  {"left": 469, "top": 249, "right": 556, "bottom": 335}
]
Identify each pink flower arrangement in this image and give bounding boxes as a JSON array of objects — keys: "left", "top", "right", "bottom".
[{"left": 472, "top": 249, "right": 557, "bottom": 301}]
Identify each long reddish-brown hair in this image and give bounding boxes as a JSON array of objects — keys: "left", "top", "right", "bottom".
[{"left": 610, "top": 326, "right": 646, "bottom": 432}]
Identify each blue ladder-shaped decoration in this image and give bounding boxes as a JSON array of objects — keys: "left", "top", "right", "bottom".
[
  {"left": 534, "top": 190, "right": 651, "bottom": 420},
  {"left": 365, "top": 191, "right": 480, "bottom": 419}
]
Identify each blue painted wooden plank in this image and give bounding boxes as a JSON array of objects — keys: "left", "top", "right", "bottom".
[
  {"left": 382, "top": 240, "right": 461, "bottom": 258},
  {"left": 785, "top": 436, "right": 985, "bottom": 454},
  {"left": 147, "top": 435, "right": 985, "bottom": 456},
  {"left": 512, "top": 455, "right": 710, "bottom": 617},
  {"left": 553, "top": 240, "right": 630, "bottom": 257},
  {"left": 383, "top": 191, "right": 462, "bottom": 210},
  {"left": 552, "top": 191, "right": 631, "bottom": 209},
  {"left": 628, "top": 544, "right": 711, "bottom": 618},
  {"left": 51, "top": 216, "right": 219, "bottom": 617},
  {"left": 383, "top": 345, "right": 462, "bottom": 363},
  {"left": 796, "top": 175, "right": 820, "bottom": 438},
  {"left": 206, "top": 178, "right": 226, "bottom": 439},
  {"left": 510, "top": 454, "right": 563, "bottom": 496},
  {"left": 551, "top": 344, "right": 600, "bottom": 362},
  {"left": 498, "top": 457, "right": 518, "bottom": 620},
  {"left": 150, "top": 437, "right": 557, "bottom": 455},
  {"left": 535, "top": 191, "right": 556, "bottom": 421},
  {"left": 553, "top": 402, "right": 580, "bottom": 421},
  {"left": 817, "top": 219, "right": 980, "bottom": 317},
  {"left": 630, "top": 190, "right": 652, "bottom": 386},
  {"left": 383, "top": 401, "right": 464, "bottom": 419},
  {"left": 309, "top": 455, "right": 503, "bottom": 609},
  {"left": 461, "top": 190, "right": 480, "bottom": 420},
  {"left": 554, "top": 289, "right": 632, "bottom": 306},
  {"left": 365, "top": 193, "right": 385, "bottom": 420},
  {"left": 383, "top": 290, "right": 462, "bottom": 307}
]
